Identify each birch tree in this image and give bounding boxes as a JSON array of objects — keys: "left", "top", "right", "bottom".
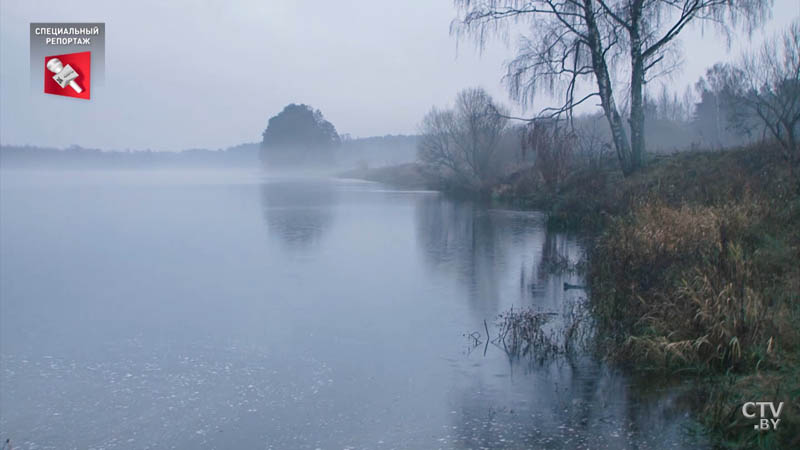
[{"left": 452, "top": 0, "right": 770, "bottom": 175}]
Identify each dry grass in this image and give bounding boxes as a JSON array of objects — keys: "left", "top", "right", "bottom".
[
  {"left": 495, "top": 308, "right": 561, "bottom": 360},
  {"left": 582, "top": 144, "right": 799, "bottom": 448},
  {"left": 593, "top": 185, "right": 798, "bottom": 371},
  {"left": 468, "top": 300, "right": 593, "bottom": 366}
]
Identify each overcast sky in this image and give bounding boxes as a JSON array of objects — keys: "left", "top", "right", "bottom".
[{"left": 1, "top": 0, "right": 798, "bottom": 151}]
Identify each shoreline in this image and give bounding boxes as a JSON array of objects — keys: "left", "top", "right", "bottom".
[{"left": 345, "top": 144, "right": 799, "bottom": 448}]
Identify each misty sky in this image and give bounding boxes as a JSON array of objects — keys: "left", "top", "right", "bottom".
[{"left": 1, "top": 0, "right": 798, "bottom": 151}]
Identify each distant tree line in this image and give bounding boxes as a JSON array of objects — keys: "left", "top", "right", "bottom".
[
  {"left": 338, "top": 134, "right": 419, "bottom": 168},
  {"left": 1, "top": 134, "right": 419, "bottom": 170},
  {"left": 0, "top": 143, "right": 261, "bottom": 169}
]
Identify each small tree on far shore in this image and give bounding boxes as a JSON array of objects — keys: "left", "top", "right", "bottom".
[
  {"left": 260, "top": 104, "right": 340, "bottom": 167},
  {"left": 418, "top": 87, "right": 508, "bottom": 190}
]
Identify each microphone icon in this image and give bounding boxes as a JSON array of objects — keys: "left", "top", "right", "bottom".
[{"left": 46, "top": 58, "right": 83, "bottom": 94}]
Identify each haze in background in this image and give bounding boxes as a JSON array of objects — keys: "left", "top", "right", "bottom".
[{"left": 1, "top": 0, "right": 797, "bottom": 152}]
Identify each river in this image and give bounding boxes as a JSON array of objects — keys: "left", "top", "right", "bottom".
[{"left": 0, "top": 169, "right": 706, "bottom": 449}]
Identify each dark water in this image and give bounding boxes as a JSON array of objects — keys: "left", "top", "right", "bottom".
[{"left": 0, "top": 170, "right": 706, "bottom": 449}]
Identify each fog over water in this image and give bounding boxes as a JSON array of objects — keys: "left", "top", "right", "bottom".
[{"left": 0, "top": 170, "right": 706, "bottom": 449}]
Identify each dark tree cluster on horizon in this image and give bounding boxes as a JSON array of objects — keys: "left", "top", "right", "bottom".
[{"left": 260, "top": 103, "right": 341, "bottom": 168}]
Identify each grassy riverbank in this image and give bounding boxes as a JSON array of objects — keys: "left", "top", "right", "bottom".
[
  {"left": 500, "top": 143, "right": 800, "bottom": 448},
  {"left": 343, "top": 144, "right": 799, "bottom": 447}
]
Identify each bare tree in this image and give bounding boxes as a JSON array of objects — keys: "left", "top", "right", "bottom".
[
  {"left": 452, "top": 0, "right": 770, "bottom": 175},
  {"left": 418, "top": 87, "right": 509, "bottom": 190},
  {"left": 692, "top": 62, "right": 763, "bottom": 148},
  {"left": 418, "top": 107, "right": 463, "bottom": 179},
  {"left": 727, "top": 19, "right": 800, "bottom": 171}
]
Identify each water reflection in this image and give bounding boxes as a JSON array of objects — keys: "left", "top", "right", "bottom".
[
  {"left": 415, "top": 196, "right": 503, "bottom": 314},
  {"left": 448, "top": 357, "right": 702, "bottom": 449},
  {"left": 260, "top": 179, "right": 336, "bottom": 249},
  {"left": 414, "top": 194, "right": 584, "bottom": 319},
  {"left": 0, "top": 173, "right": 708, "bottom": 449},
  {"left": 414, "top": 195, "right": 706, "bottom": 449}
]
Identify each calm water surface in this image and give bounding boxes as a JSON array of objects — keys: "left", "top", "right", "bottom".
[{"left": 0, "top": 170, "right": 706, "bottom": 449}]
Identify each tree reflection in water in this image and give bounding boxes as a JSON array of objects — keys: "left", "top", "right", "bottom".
[{"left": 260, "top": 179, "right": 336, "bottom": 250}]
